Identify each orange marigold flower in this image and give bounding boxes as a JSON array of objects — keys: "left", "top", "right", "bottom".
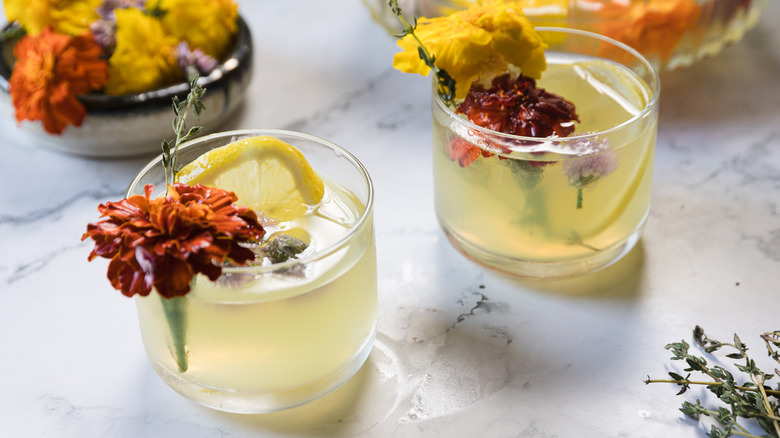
[
  {"left": 593, "top": 0, "right": 702, "bottom": 63},
  {"left": 9, "top": 27, "right": 108, "bottom": 134},
  {"left": 82, "top": 183, "right": 266, "bottom": 298}
]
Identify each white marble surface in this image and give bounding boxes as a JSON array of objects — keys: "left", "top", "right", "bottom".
[{"left": 1, "top": 1, "right": 779, "bottom": 437}]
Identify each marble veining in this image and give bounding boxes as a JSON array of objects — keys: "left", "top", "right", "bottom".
[{"left": 1, "top": 1, "right": 779, "bottom": 437}]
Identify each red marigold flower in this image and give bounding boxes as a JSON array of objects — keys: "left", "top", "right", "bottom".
[
  {"left": 458, "top": 73, "right": 579, "bottom": 138},
  {"left": 9, "top": 27, "right": 109, "bottom": 134},
  {"left": 448, "top": 73, "right": 579, "bottom": 166},
  {"left": 82, "top": 183, "right": 266, "bottom": 298}
]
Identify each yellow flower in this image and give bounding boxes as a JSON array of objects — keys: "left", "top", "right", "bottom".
[
  {"left": 4, "top": 0, "right": 101, "bottom": 36},
  {"left": 155, "top": 0, "right": 238, "bottom": 59},
  {"left": 393, "top": 0, "right": 547, "bottom": 99},
  {"left": 104, "top": 8, "right": 181, "bottom": 95}
]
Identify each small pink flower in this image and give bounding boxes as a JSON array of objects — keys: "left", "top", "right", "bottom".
[
  {"left": 176, "top": 41, "right": 219, "bottom": 77},
  {"left": 563, "top": 138, "right": 618, "bottom": 209}
]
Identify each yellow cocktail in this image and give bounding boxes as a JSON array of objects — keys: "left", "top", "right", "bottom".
[
  {"left": 432, "top": 28, "right": 660, "bottom": 277},
  {"left": 127, "top": 130, "right": 377, "bottom": 413}
]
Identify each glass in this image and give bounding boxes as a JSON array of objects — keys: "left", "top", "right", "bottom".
[
  {"left": 432, "top": 27, "right": 660, "bottom": 278},
  {"left": 363, "top": 0, "right": 766, "bottom": 71},
  {"left": 127, "top": 130, "right": 377, "bottom": 413}
]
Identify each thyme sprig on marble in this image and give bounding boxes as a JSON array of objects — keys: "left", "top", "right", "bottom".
[
  {"left": 645, "top": 326, "right": 780, "bottom": 437},
  {"left": 386, "top": 0, "right": 456, "bottom": 102},
  {"left": 162, "top": 76, "right": 206, "bottom": 187}
]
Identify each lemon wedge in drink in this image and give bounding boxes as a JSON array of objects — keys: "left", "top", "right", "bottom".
[{"left": 177, "top": 136, "right": 325, "bottom": 220}]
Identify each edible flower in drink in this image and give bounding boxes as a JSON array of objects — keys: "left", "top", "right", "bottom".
[
  {"left": 83, "top": 79, "right": 322, "bottom": 372},
  {"left": 388, "top": 0, "right": 619, "bottom": 210},
  {"left": 84, "top": 80, "right": 322, "bottom": 300},
  {"left": 83, "top": 182, "right": 266, "bottom": 298}
]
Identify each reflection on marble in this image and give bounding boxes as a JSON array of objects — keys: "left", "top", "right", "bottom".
[{"left": 1, "top": 1, "right": 779, "bottom": 437}]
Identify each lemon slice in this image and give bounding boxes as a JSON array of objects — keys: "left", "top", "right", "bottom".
[{"left": 177, "top": 136, "right": 325, "bottom": 220}]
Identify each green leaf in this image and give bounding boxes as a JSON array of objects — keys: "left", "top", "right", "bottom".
[
  {"left": 193, "top": 101, "right": 205, "bottom": 117},
  {"left": 694, "top": 325, "right": 707, "bottom": 346},
  {"left": 685, "top": 356, "right": 708, "bottom": 372},
  {"left": 680, "top": 400, "right": 704, "bottom": 418},
  {"left": 711, "top": 366, "right": 734, "bottom": 381},
  {"left": 705, "top": 425, "right": 726, "bottom": 438},
  {"left": 706, "top": 342, "right": 723, "bottom": 353},
  {"left": 186, "top": 126, "right": 203, "bottom": 138},
  {"left": 714, "top": 407, "right": 733, "bottom": 424},
  {"left": 734, "top": 333, "right": 746, "bottom": 352}
]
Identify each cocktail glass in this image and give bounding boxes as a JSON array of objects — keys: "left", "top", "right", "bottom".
[
  {"left": 127, "top": 129, "right": 377, "bottom": 413},
  {"left": 432, "top": 27, "right": 660, "bottom": 278}
]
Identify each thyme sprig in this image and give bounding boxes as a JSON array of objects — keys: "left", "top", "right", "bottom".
[
  {"left": 645, "top": 326, "right": 780, "bottom": 437},
  {"left": 161, "top": 76, "right": 206, "bottom": 187},
  {"left": 160, "top": 77, "right": 206, "bottom": 373},
  {"left": 387, "top": 0, "right": 456, "bottom": 103}
]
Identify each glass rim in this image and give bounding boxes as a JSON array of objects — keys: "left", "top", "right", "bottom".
[
  {"left": 127, "top": 128, "right": 375, "bottom": 274},
  {"left": 433, "top": 26, "right": 660, "bottom": 146}
]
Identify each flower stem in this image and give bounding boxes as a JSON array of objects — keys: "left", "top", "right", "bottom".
[
  {"left": 755, "top": 374, "right": 780, "bottom": 435},
  {"left": 162, "top": 76, "right": 206, "bottom": 189},
  {"left": 645, "top": 378, "right": 780, "bottom": 398},
  {"left": 387, "top": 0, "right": 456, "bottom": 101},
  {"left": 161, "top": 295, "right": 188, "bottom": 373}
]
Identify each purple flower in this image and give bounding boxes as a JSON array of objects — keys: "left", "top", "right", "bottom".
[
  {"left": 562, "top": 137, "right": 618, "bottom": 209},
  {"left": 176, "top": 42, "right": 219, "bottom": 78},
  {"left": 90, "top": 19, "right": 117, "bottom": 55},
  {"left": 97, "top": 0, "right": 146, "bottom": 20}
]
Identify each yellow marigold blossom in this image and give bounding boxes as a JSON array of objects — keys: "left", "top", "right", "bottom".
[
  {"left": 104, "top": 8, "right": 181, "bottom": 95},
  {"left": 157, "top": 0, "right": 238, "bottom": 59},
  {"left": 4, "top": 0, "right": 101, "bottom": 36},
  {"left": 393, "top": 0, "right": 547, "bottom": 100}
]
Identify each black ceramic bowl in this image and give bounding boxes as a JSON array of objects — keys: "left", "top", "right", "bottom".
[{"left": 0, "top": 16, "right": 253, "bottom": 157}]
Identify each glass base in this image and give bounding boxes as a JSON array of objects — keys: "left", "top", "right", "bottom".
[
  {"left": 439, "top": 214, "right": 647, "bottom": 279},
  {"left": 147, "top": 328, "right": 377, "bottom": 414}
]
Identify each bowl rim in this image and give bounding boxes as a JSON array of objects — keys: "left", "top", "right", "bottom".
[{"left": 0, "top": 14, "right": 253, "bottom": 113}]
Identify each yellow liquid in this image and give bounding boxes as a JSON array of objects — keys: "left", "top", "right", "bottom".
[
  {"left": 433, "top": 57, "right": 657, "bottom": 270},
  {"left": 135, "top": 180, "right": 377, "bottom": 412}
]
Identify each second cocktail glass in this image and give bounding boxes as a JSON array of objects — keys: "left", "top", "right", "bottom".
[{"left": 432, "top": 28, "right": 660, "bottom": 278}]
